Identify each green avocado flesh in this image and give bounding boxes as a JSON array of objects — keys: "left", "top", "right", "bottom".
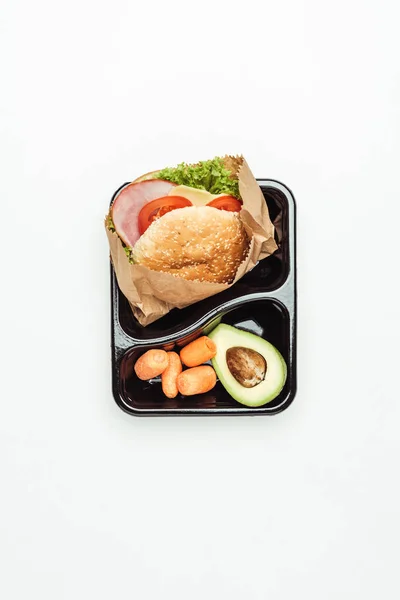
[{"left": 209, "top": 324, "right": 287, "bottom": 407}]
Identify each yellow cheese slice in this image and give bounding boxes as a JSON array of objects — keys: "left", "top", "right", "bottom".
[{"left": 168, "top": 185, "right": 225, "bottom": 207}]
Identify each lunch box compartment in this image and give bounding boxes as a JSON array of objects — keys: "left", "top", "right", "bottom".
[
  {"left": 115, "top": 185, "right": 290, "bottom": 341},
  {"left": 114, "top": 299, "right": 294, "bottom": 415}
]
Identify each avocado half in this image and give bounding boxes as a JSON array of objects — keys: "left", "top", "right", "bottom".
[{"left": 208, "top": 324, "right": 287, "bottom": 407}]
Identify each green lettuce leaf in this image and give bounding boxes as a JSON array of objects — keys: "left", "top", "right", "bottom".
[
  {"left": 156, "top": 157, "right": 240, "bottom": 198},
  {"left": 106, "top": 214, "right": 133, "bottom": 262},
  {"left": 123, "top": 246, "right": 133, "bottom": 263},
  {"left": 106, "top": 214, "right": 115, "bottom": 232}
]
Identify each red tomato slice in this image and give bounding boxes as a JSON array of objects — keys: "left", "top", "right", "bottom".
[
  {"left": 206, "top": 196, "right": 242, "bottom": 212},
  {"left": 138, "top": 196, "right": 193, "bottom": 235}
]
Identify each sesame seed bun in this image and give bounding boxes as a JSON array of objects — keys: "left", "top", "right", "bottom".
[{"left": 131, "top": 206, "right": 250, "bottom": 284}]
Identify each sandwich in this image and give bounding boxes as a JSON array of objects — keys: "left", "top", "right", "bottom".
[{"left": 106, "top": 156, "right": 250, "bottom": 284}]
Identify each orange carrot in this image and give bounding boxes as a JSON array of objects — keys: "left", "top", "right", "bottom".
[
  {"left": 177, "top": 366, "right": 217, "bottom": 396},
  {"left": 176, "top": 331, "right": 201, "bottom": 348},
  {"left": 134, "top": 349, "right": 169, "bottom": 380},
  {"left": 161, "top": 352, "right": 182, "bottom": 398},
  {"left": 180, "top": 336, "right": 217, "bottom": 367}
]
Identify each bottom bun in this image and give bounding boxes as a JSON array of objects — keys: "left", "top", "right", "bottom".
[{"left": 132, "top": 206, "right": 250, "bottom": 284}]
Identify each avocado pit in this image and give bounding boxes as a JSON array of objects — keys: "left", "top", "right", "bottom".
[{"left": 226, "top": 346, "right": 267, "bottom": 388}]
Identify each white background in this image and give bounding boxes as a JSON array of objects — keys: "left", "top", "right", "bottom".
[{"left": 1, "top": 0, "right": 400, "bottom": 598}]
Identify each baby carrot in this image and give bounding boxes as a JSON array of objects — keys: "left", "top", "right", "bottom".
[
  {"left": 134, "top": 349, "right": 169, "bottom": 380},
  {"left": 180, "top": 336, "right": 217, "bottom": 367},
  {"left": 176, "top": 331, "right": 201, "bottom": 348},
  {"left": 161, "top": 352, "right": 182, "bottom": 398},
  {"left": 177, "top": 366, "right": 217, "bottom": 396}
]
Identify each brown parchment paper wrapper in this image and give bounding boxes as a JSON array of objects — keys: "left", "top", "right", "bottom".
[{"left": 105, "top": 156, "right": 278, "bottom": 326}]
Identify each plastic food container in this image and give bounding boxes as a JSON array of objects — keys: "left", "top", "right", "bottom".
[{"left": 109, "top": 179, "right": 297, "bottom": 416}]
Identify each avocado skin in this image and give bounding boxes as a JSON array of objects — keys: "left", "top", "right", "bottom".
[{"left": 208, "top": 324, "right": 287, "bottom": 407}]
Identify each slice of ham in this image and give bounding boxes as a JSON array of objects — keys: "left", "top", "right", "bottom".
[{"left": 111, "top": 179, "right": 176, "bottom": 246}]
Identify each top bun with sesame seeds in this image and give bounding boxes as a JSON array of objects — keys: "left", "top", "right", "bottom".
[{"left": 131, "top": 206, "right": 250, "bottom": 284}]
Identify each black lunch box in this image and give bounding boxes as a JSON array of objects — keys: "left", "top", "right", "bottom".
[{"left": 109, "top": 179, "right": 297, "bottom": 416}]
